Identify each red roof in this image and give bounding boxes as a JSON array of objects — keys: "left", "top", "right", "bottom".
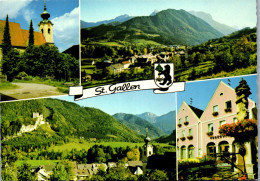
[{"left": 0, "top": 20, "right": 46, "bottom": 47}]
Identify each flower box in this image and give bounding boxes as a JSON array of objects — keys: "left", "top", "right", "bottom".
[
  {"left": 180, "top": 137, "right": 186, "bottom": 141},
  {"left": 212, "top": 112, "right": 219, "bottom": 116},
  {"left": 177, "top": 123, "right": 182, "bottom": 127},
  {"left": 206, "top": 131, "right": 213, "bottom": 137},
  {"left": 219, "top": 119, "right": 257, "bottom": 141},
  {"left": 184, "top": 121, "right": 189, "bottom": 125},
  {"left": 224, "top": 108, "right": 232, "bottom": 113},
  {"left": 187, "top": 135, "right": 193, "bottom": 140}
]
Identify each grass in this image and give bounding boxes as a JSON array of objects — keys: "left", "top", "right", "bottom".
[
  {"left": 0, "top": 82, "right": 20, "bottom": 90},
  {"left": 16, "top": 160, "right": 60, "bottom": 167},
  {"left": 48, "top": 140, "right": 173, "bottom": 152}
]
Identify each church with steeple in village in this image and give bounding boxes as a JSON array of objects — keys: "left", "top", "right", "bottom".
[{"left": 0, "top": 0, "right": 54, "bottom": 60}]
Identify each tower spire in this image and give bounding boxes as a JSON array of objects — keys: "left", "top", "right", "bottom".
[{"left": 44, "top": 0, "right": 46, "bottom": 11}]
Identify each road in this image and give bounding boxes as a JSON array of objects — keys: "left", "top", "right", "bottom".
[{"left": 0, "top": 83, "right": 66, "bottom": 101}]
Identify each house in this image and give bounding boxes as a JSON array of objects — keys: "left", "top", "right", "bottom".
[
  {"left": 122, "top": 60, "right": 131, "bottom": 69},
  {"left": 0, "top": 1, "right": 53, "bottom": 61},
  {"left": 110, "top": 63, "right": 124, "bottom": 75},
  {"left": 177, "top": 81, "right": 256, "bottom": 160},
  {"left": 127, "top": 161, "right": 143, "bottom": 175}
]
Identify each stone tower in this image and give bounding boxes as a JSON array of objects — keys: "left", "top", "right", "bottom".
[
  {"left": 38, "top": 0, "right": 54, "bottom": 44},
  {"left": 144, "top": 128, "right": 153, "bottom": 157}
]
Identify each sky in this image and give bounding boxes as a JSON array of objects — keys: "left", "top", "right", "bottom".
[
  {"left": 177, "top": 74, "right": 258, "bottom": 111},
  {"left": 81, "top": 0, "right": 257, "bottom": 29},
  {"left": 55, "top": 90, "right": 176, "bottom": 116},
  {"left": 0, "top": 0, "right": 79, "bottom": 52}
]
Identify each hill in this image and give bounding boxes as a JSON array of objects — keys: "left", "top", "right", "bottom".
[
  {"left": 155, "top": 130, "right": 176, "bottom": 144},
  {"left": 1, "top": 99, "right": 143, "bottom": 149},
  {"left": 81, "top": 14, "right": 133, "bottom": 28},
  {"left": 113, "top": 113, "right": 165, "bottom": 139},
  {"left": 189, "top": 11, "right": 236, "bottom": 35},
  {"left": 82, "top": 9, "right": 223, "bottom": 45}
]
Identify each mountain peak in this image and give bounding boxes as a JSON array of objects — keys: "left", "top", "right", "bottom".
[{"left": 150, "top": 9, "right": 159, "bottom": 16}]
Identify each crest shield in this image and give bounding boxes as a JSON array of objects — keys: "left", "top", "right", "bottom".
[{"left": 154, "top": 63, "right": 174, "bottom": 89}]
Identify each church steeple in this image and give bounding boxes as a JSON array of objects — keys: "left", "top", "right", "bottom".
[
  {"left": 41, "top": 0, "right": 50, "bottom": 20},
  {"left": 144, "top": 128, "right": 153, "bottom": 157},
  {"left": 38, "top": 0, "right": 54, "bottom": 44}
]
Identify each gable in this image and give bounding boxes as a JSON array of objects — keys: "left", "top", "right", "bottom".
[{"left": 177, "top": 101, "right": 200, "bottom": 125}]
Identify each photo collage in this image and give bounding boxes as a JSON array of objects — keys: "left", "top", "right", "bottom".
[{"left": 0, "top": 0, "right": 258, "bottom": 180}]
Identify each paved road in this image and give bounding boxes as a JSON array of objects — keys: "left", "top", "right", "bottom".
[{"left": 0, "top": 83, "right": 66, "bottom": 101}]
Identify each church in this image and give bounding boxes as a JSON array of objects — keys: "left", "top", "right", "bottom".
[{"left": 0, "top": 1, "right": 54, "bottom": 61}]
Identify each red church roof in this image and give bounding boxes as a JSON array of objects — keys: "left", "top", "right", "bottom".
[{"left": 0, "top": 20, "right": 46, "bottom": 48}]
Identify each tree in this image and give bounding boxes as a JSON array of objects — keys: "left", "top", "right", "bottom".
[
  {"left": 2, "top": 14, "right": 12, "bottom": 56},
  {"left": 149, "top": 169, "right": 168, "bottom": 180},
  {"left": 17, "top": 163, "right": 37, "bottom": 181},
  {"left": 2, "top": 49, "right": 21, "bottom": 81},
  {"left": 235, "top": 78, "right": 252, "bottom": 121},
  {"left": 50, "top": 160, "right": 74, "bottom": 181},
  {"left": 28, "top": 20, "right": 34, "bottom": 47}
]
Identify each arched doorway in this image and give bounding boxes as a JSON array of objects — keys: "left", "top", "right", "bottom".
[
  {"left": 188, "top": 145, "right": 195, "bottom": 158},
  {"left": 207, "top": 142, "right": 216, "bottom": 159},
  {"left": 181, "top": 146, "right": 186, "bottom": 159}
]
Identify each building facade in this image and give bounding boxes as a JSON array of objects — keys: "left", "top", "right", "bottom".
[{"left": 177, "top": 81, "right": 256, "bottom": 160}]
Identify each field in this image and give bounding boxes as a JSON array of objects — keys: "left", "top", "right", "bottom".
[
  {"left": 48, "top": 140, "right": 174, "bottom": 152},
  {"left": 0, "top": 82, "right": 19, "bottom": 90},
  {"left": 16, "top": 160, "right": 60, "bottom": 167}
]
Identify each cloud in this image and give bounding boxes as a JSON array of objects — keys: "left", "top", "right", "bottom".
[
  {"left": 0, "top": 0, "right": 32, "bottom": 19},
  {"left": 21, "top": 9, "right": 35, "bottom": 24},
  {"left": 51, "top": 7, "right": 79, "bottom": 52}
]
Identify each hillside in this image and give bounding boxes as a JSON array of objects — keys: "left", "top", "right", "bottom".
[
  {"left": 82, "top": 9, "right": 223, "bottom": 45},
  {"left": 155, "top": 129, "right": 176, "bottom": 144},
  {"left": 113, "top": 113, "right": 165, "bottom": 139},
  {"left": 1, "top": 99, "right": 143, "bottom": 149},
  {"left": 189, "top": 11, "right": 236, "bottom": 35}
]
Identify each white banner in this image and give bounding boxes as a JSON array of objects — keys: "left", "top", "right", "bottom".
[{"left": 69, "top": 80, "right": 185, "bottom": 100}]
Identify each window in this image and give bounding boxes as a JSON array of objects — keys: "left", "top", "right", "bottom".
[
  {"left": 213, "top": 105, "right": 218, "bottom": 112},
  {"left": 178, "top": 118, "right": 182, "bottom": 124},
  {"left": 220, "top": 92, "right": 224, "bottom": 96},
  {"left": 225, "top": 101, "right": 232, "bottom": 109},
  {"left": 219, "top": 120, "right": 226, "bottom": 127},
  {"left": 185, "top": 116, "right": 189, "bottom": 122},
  {"left": 48, "top": 28, "right": 51, "bottom": 34},
  {"left": 233, "top": 117, "right": 238, "bottom": 123},
  {"left": 189, "top": 128, "right": 193, "bottom": 136},
  {"left": 208, "top": 123, "right": 214, "bottom": 132},
  {"left": 41, "top": 29, "right": 43, "bottom": 34},
  {"left": 182, "top": 130, "right": 185, "bottom": 137}
]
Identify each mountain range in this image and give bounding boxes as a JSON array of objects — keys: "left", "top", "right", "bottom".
[
  {"left": 189, "top": 11, "right": 236, "bottom": 35},
  {"left": 137, "top": 111, "right": 176, "bottom": 134},
  {"left": 81, "top": 14, "right": 133, "bottom": 29},
  {"left": 82, "top": 9, "right": 223, "bottom": 45},
  {"left": 113, "top": 113, "right": 165, "bottom": 139}
]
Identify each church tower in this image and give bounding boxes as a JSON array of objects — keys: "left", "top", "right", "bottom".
[
  {"left": 38, "top": 0, "right": 54, "bottom": 44},
  {"left": 144, "top": 128, "right": 153, "bottom": 157}
]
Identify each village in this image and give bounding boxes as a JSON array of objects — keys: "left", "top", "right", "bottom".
[{"left": 81, "top": 46, "right": 187, "bottom": 84}]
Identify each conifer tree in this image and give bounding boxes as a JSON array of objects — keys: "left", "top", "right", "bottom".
[
  {"left": 2, "top": 14, "right": 12, "bottom": 55},
  {"left": 28, "top": 20, "right": 34, "bottom": 46}
]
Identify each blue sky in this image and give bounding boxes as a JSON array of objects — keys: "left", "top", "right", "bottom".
[
  {"left": 177, "top": 74, "right": 257, "bottom": 111},
  {"left": 55, "top": 90, "right": 176, "bottom": 116},
  {"left": 81, "top": 0, "right": 257, "bottom": 29},
  {"left": 0, "top": 0, "right": 79, "bottom": 52}
]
